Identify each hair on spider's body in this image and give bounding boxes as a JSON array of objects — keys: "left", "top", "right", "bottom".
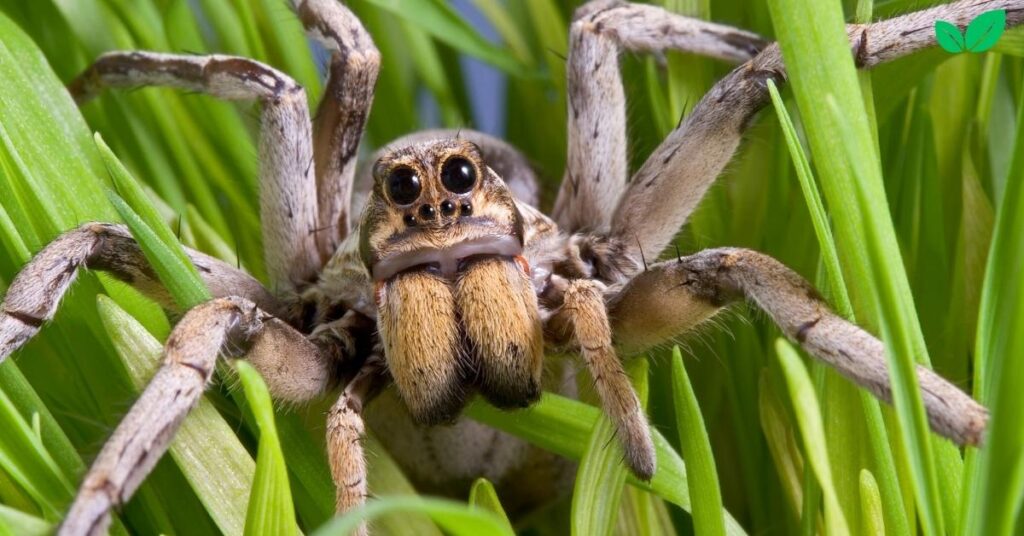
[{"left": 0, "top": 0, "right": 1016, "bottom": 534}]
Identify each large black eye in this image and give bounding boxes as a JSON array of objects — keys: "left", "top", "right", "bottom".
[
  {"left": 440, "top": 157, "right": 477, "bottom": 194},
  {"left": 386, "top": 167, "right": 421, "bottom": 205}
]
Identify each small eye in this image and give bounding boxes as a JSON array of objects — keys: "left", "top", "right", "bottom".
[
  {"left": 440, "top": 157, "right": 477, "bottom": 194},
  {"left": 386, "top": 167, "right": 421, "bottom": 205}
]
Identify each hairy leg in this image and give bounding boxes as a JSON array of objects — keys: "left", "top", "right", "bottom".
[
  {"left": 291, "top": 0, "right": 380, "bottom": 258},
  {"left": 327, "top": 354, "right": 388, "bottom": 536},
  {"left": 0, "top": 222, "right": 280, "bottom": 361},
  {"left": 552, "top": 0, "right": 767, "bottom": 233},
  {"left": 611, "top": 0, "right": 1024, "bottom": 261},
  {"left": 550, "top": 279, "right": 654, "bottom": 480},
  {"left": 608, "top": 249, "right": 988, "bottom": 446},
  {"left": 70, "top": 52, "right": 319, "bottom": 290},
  {"left": 59, "top": 296, "right": 337, "bottom": 535}
]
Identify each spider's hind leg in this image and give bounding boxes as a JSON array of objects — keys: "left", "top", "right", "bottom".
[{"left": 608, "top": 248, "right": 988, "bottom": 446}]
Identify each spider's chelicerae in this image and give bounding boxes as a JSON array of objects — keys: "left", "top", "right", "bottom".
[{"left": 0, "top": 0, "right": 1016, "bottom": 534}]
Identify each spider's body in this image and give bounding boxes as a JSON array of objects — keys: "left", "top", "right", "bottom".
[{"left": 0, "top": 0, "right": 1014, "bottom": 534}]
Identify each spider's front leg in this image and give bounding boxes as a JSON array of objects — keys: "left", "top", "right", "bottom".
[
  {"left": 0, "top": 223, "right": 280, "bottom": 361},
  {"left": 60, "top": 296, "right": 340, "bottom": 536},
  {"left": 608, "top": 0, "right": 1024, "bottom": 261},
  {"left": 607, "top": 249, "right": 988, "bottom": 446},
  {"left": 0, "top": 223, "right": 360, "bottom": 532},
  {"left": 70, "top": 51, "right": 320, "bottom": 291},
  {"left": 552, "top": 0, "right": 768, "bottom": 233}
]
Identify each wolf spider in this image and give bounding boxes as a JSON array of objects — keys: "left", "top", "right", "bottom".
[{"left": 0, "top": 0, "right": 1014, "bottom": 534}]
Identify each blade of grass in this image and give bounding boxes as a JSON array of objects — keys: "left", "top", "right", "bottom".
[
  {"left": 468, "top": 479, "right": 513, "bottom": 532},
  {"left": 236, "top": 361, "right": 298, "bottom": 536},
  {"left": 571, "top": 358, "right": 648, "bottom": 536},
  {"left": 0, "top": 505, "right": 49, "bottom": 536},
  {"left": 775, "top": 339, "right": 850, "bottom": 536},
  {"left": 0, "top": 383, "right": 74, "bottom": 521},
  {"left": 766, "top": 0, "right": 950, "bottom": 531},
  {"left": 961, "top": 69, "right": 1024, "bottom": 536},
  {"left": 312, "top": 497, "right": 514, "bottom": 536},
  {"left": 466, "top": 391, "right": 748, "bottom": 536},
  {"left": 361, "top": 0, "right": 531, "bottom": 77},
  {"left": 95, "top": 134, "right": 210, "bottom": 308},
  {"left": 671, "top": 347, "right": 725, "bottom": 536},
  {"left": 768, "top": 78, "right": 909, "bottom": 536},
  {"left": 859, "top": 470, "right": 884, "bottom": 536}
]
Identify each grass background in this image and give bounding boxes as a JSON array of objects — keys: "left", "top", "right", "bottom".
[{"left": 0, "top": 0, "right": 1022, "bottom": 534}]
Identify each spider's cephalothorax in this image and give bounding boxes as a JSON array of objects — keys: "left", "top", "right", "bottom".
[
  {"left": 0, "top": 0, "right": 1014, "bottom": 534},
  {"left": 359, "top": 138, "right": 543, "bottom": 423}
]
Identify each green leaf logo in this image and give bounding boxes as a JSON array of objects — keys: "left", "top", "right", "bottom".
[
  {"left": 935, "top": 10, "right": 1006, "bottom": 54},
  {"left": 965, "top": 9, "right": 1006, "bottom": 52},
  {"left": 935, "top": 20, "right": 966, "bottom": 52}
]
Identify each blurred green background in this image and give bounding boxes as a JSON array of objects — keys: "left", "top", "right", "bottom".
[{"left": 0, "top": 0, "right": 1022, "bottom": 534}]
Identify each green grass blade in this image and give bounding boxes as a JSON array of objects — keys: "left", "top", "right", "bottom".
[
  {"left": 766, "top": 0, "right": 948, "bottom": 531},
  {"left": 961, "top": 69, "right": 1024, "bottom": 536},
  {"left": 0, "top": 382, "right": 73, "bottom": 521},
  {"left": 671, "top": 347, "right": 725, "bottom": 536},
  {"left": 826, "top": 94, "right": 947, "bottom": 535},
  {"left": 466, "top": 392, "right": 748, "bottom": 536},
  {"left": 312, "top": 497, "right": 514, "bottom": 536},
  {"left": 360, "top": 0, "right": 531, "bottom": 77},
  {"left": 106, "top": 190, "right": 211, "bottom": 308},
  {"left": 468, "top": 479, "right": 513, "bottom": 532},
  {"left": 571, "top": 358, "right": 648, "bottom": 536},
  {"left": 766, "top": 80, "right": 849, "bottom": 315},
  {"left": 0, "top": 364, "right": 84, "bottom": 484},
  {"left": 768, "top": 77, "right": 909, "bottom": 536},
  {"left": 95, "top": 134, "right": 210, "bottom": 308},
  {"left": 0, "top": 504, "right": 49, "bottom": 536},
  {"left": 236, "top": 361, "right": 298, "bottom": 536},
  {"left": 775, "top": 339, "right": 850, "bottom": 536},
  {"left": 859, "top": 470, "right": 884, "bottom": 536}
]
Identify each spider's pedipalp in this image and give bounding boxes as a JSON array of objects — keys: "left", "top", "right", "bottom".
[
  {"left": 292, "top": 0, "right": 381, "bottom": 259},
  {"left": 456, "top": 257, "right": 544, "bottom": 409},
  {"left": 610, "top": 248, "right": 988, "bottom": 446},
  {"left": 553, "top": 0, "right": 767, "bottom": 234},
  {"left": 551, "top": 279, "right": 655, "bottom": 480},
  {"left": 376, "top": 270, "right": 465, "bottom": 423},
  {"left": 328, "top": 354, "right": 388, "bottom": 536},
  {"left": 70, "top": 51, "right": 319, "bottom": 291}
]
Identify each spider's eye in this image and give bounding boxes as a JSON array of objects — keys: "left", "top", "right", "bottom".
[
  {"left": 386, "top": 167, "right": 421, "bottom": 205},
  {"left": 440, "top": 157, "right": 477, "bottom": 194}
]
